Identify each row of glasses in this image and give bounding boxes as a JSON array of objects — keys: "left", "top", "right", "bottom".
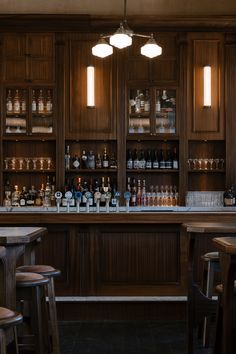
[
  {"left": 4, "top": 157, "right": 53, "bottom": 170},
  {"left": 186, "top": 191, "right": 224, "bottom": 207},
  {"left": 187, "top": 158, "right": 224, "bottom": 170}
]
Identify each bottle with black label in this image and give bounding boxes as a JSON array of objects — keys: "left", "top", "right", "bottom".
[
  {"left": 102, "top": 147, "right": 109, "bottom": 168},
  {"left": 224, "top": 186, "right": 236, "bottom": 206}
]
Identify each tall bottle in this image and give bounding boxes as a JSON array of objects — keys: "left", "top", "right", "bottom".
[
  {"left": 156, "top": 90, "right": 161, "bottom": 113},
  {"left": 172, "top": 147, "right": 179, "bottom": 170},
  {"left": 46, "top": 90, "right": 53, "bottom": 114},
  {"left": 38, "top": 89, "right": 44, "bottom": 114},
  {"left": 165, "top": 150, "right": 173, "bottom": 169},
  {"left": 144, "top": 89, "right": 150, "bottom": 113},
  {"left": 87, "top": 151, "right": 95, "bottom": 169},
  {"left": 159, "top": 149, "right": 166, "bottom": 169},
  {"left": 32, "top": 89, "right": 37, "bottom": 113},
  {"left": 11, "top": 185, "right": 20, "bottom": 207},
  {"left": 145, "top": 150, "right": 152, "bottom": 169},
  {"left": 6, "top": 89, "right": 13, "bottom": 114},
  {"left": 102, "top": 147, "right": 109, "bottom": 168},
  {"left": 81, "top": 150, "right": 88, "bottom": 169},
  {"left": 127, "top": 150, "right": 133, "bottom": 169},
  {"left": 21, "top": 90, "right": 27, "bottom": 114},
  {"left": 130, "top": 178, "right": 137, "bottom": 207},
  {"left": 223, "top": 186, "right": 236, "bottom": 207},
  {"left": 13, "top": 90, "right": 20, "bottom": 114},
  {"left": 65, "top": 145, "right": 71, "bottom": 170}
]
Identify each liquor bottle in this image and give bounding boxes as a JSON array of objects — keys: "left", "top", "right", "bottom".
[
  {"left": 87, "top": 151, "right": 95, "bottom": 169},
  {"left": 76, "top": 177, "right": 82, "bottom": 192},
  {"left": 11, "top": 185, "right": 20, "bottom": 207},
  {"left": 223, "top": 186, "right": 236, "bottom": 206},
  {"left": 81, "top": 180, "right": 89, "bottom": 206},
  {"left": 159, "top": 149, "right": 166, "bottom": 169},
  {"left": 6, "top": 89, "right": 13, "bottom": 114},
  {"left": 65, "top": 145, "right": 71, "bottom": 170},
  {"left": 46, "top": 90, "right": 53, "bottom": 114},
  {"left": 172, "top": 147, "right": 179, "bottom": 169},
  {"left": 145, "top": 150, "right": 152, "bottom": 169},
  {"left": 32, "top": 90, "right": 37, "bottom": 113},
  {"left": 139, "top": 91, "right": 145, "bottom": 112},
  {"left": 127, "top": 177, "right": 131, "bottom": 193},
  {"left": 13, "top": 90, "right": 20, "bottom": 114},
  {"left": 144, "top": 89, "right": 150, "bottom": 113},
  {"left": 19, "top": 186, "right": 28, "bottom": 207},
  {"left": 109, "top": 153, "right": 117, "bottom": 169},
  {"left": 141, "top": 179, "right": 147, "bottom": 206},
  {"left": 135, "top": 90, "right": 141, "bottom": 113},
  {"left": 27, "top": 185, "right": 37, "bottom": 206},
  {"left": 136, "top": 179, "right": 142, "bottom": 206},
  {"left": 139, "top": 150, "right": 146, "bottom": 169},
  {"left": 95, "top": 153, "right": 102, "bottom": 169},
  {"left": 21, "top": 90, "right": 27, "bottom": 114},
  {"left": 44, "top": 176, "right": 52, "bottom": 207},
  {"left": 72, "top": 155, "right": 80, "bottom": 169},
  {"left": 38, "top": 89, "right": 44, "bottom": 114},
  {"left": 127, "top": 150, "right": 133, "bottom": 169},
  {"left": 35, "top": 184, "right": 44, "bottom": 206},
  {"left": 130, "top": 178, "right": 137, "bottom": 206},
  {"left": 133, "top": 149, "right": 139, "bottom": 169},
  {"left": 156, "top": 90, "right": 161, "bottom": 113},
  {"left": 153, "top": 150, "right": 159, "bottom": 169},
  {"left": 161, "top": 89, "right": 168, "bottom": 108},
  {"left": 81, "top": 150, "right": 88, "bottom": 169},
  {"left": 102, "top": 147, "right": 109, "bottom": 168},
  {"left": 165, "top": 150, "right": 173, "bottom": 169},
  {"left": 100, "top": 177, "right": 106, "bottom": 206}
]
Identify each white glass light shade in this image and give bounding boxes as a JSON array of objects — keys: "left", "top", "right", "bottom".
[
  {"left": 203, "top": 65, "right": 211, "bottom": 107},
  {"left": 109, "top": 23, "right": 132, "bottom": 49},
  {"left": 87, "top": 66, "right": 95, "bottom": 107},
  {"left": 92, "top": 38, "right": 113, "bottom": 58},
  {"left": 141, "top": 37, "right": 162, "bottom": 58}
]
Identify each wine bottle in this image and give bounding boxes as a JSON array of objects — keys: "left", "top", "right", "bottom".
[
  {"left": 102, "top": 147, "right": 109, "bottom": 168},
  {"left": 65, "top": 145, "right": 71, "bottom": 170}
]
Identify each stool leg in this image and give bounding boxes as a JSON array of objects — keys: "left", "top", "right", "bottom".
[
  {"left": 203, "top": 260, "right": 215, "bottom": 347},
  {"left": 0, "top": 329, "right": 6, "bottom": 354},
  {"left": 47, "top": 277, "right": 60, "bottom": 354}
]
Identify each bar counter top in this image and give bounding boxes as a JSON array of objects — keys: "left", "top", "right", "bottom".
[{"left": 1, "top": 206, "right": 236, "bottom": 224}]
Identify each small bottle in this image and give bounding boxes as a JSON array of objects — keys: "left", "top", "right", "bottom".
[
  {"left": 130, "top": 178, "right": 137, "bottom": 207},
  {"left": 72, "top": 154, "right": 80, "bottom": 169},
  {"left": 38, "top": 89, "right": 44, "bottom": 114},
  {"left": 127, "top": 150, "right": 133, "bottom": 170},
  {"left": 46, "top": 90, "right": 53, "bottom": 114},
  {"left": 136, "top": 179, "right": 142, "bottom": 206},
  {"left": 95, "top": 153, "right": 102, "bottom": 169},
  {"left": 11, "top": 185, "right": 20, "bottom": 207},
  {"left": 156, "top": 90, "right": 161, "bottom": 113},
  {"left": 65, "top": 145, "right": 71, "bottom": 170},
  {"left": 32, "top": 89, "right": 37, "bottom": 113},
  {"left": 6, "top": 89, "right": 13, "bottom": 114},
  {"left": 81, "top": 150, "right": 88, "bottom": 169},
  {"left": 159, "top": 149, "right": 166, "bottom": 169},
  {"left": 135, "top": 90, "right": 141, "bottom": 113},
  {"left": 102, "top": 147, "right": 109, "bottom": 168},
  {"left": 224, "top": 186, "right": 236, "bottom": 207},
  {"left": 21, "top": 90, "right": 27, "bottom": 114},
  {"left": 145, "top": 150, "right": 152, "bottom": 169},
  {"left": 139, "top": 150, "right": 146, "bottom": 169},
  {"left": 13, "top": 90, "right": 20, "bottom": 114},
  {"left": 172, "top": 147, "right": 179, "bottom": 170},
  {"left": 133, "top": 149, "right": 139, "bottom": 170},
  {"left": 19, "top": 186, "right": 28, "bottom": 207},
  {"left": 165, "top": 150, "right": 173, "bottom": 169},
  {"left": 144, "top": 89, "right": 150, "bottom": 113},
  {"left": 87, "top": 151, "right": 95, "bottom": 169},
  {"left": 153, "top": 150, "right": 159, "bottom": 169}
]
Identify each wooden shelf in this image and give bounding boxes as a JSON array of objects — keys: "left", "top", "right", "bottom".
[
  {"left": 127, "top": 169, "right": 179, "bottom": 173},
  {"left": 65, "top": 169, "right": 117, "bottom": 173}
]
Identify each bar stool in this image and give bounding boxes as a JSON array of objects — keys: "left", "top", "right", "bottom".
[
  {"left": 17, "top": 265, "right": 61, "bottom": 354},
  {"left": 200, "top": 251, "right": 220, "bottom": 347},
  {"left": 16, "top": 272, "right": 50, "bottom": 354},
  {"left": 0, "top": 307, "right": 23, "bottom": 354}
]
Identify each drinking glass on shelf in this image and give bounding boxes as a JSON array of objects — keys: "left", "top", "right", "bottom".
[
  {"left": 220, "top": 158, "right": 225, "bottom": 170},
  {"left": 192, "top": 159, "right": 198, "bottom": 170},
  {"left": 4, "top": 158, "right": 9, "bottom": 170},
  {"left": 214, "top": 158, "right": 220, "bottom": 170},
  {"left": 25, "top": 158, "right": 31, "bottom": 170},
  {"left": 198, "top": 158, "right": 203, "bottom": 170},
  {"left": 32, "top": 158, "right": 37, "bottom": 170},
  {"left": 18, "top": 158, "right": 24, "bottom": 170},
  {"left": 46, "top": 157, "right": 52, "bottom": 170},
  {"left": 11, "top": 157, "right": 16, "bottom": 170},
  {"left": 208, "top": 158, "right": 214, "bottom": 170},
  {"left": 39, "top": 158, "right": 45, "bottom": 170}
]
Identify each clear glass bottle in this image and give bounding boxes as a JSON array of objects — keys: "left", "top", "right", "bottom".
[
  {"left": 127, "top": 150, "right": 133, "bottom": 169},
  {"left": 13, "top": 90, "right": 20, "bottom": 114},
  {"left": 38, "top": 89, "right": 44, "bottom": 114},
  {"left": 6, "top": 89, "right": 13, "bottom": 114},
  {"left": 87, "top": 151, "right": 95, "bottom": 169},
  {"left": 144, "top": 89, "right": 150, "bottom": 113},
  {"left": 95, "top": 153, "right": 102, "bottom": 169},
  {"left": 32, "top": 89, "right": 37, "bottom": 113},
  {"left": 72, "top": 155, "right": 80, "bottom": 169},
  {"left": 21, "top": 90, "right": 27, "bottom": 114},
  {"left": 11, "top": 185, "right": 20, "bottom": 207},
  {"left": 65, "top": 145, "right": 71, "bottom": 170},
  {"left": 102, "top": 147, "right": 109, "bottom": 168},
  {"left": 46, "top": 90, "right": 53, "bottom": 114}
]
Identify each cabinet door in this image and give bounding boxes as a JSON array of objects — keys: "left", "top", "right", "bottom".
[
  {"left": 67, "top": 37, "right": 116, "bottom": 139},
  {"left": 187, "top": 33, "right": 224, "bottom": 140},
  {"left": 2, "top": 33, "right": 55, "bottom": 83}
]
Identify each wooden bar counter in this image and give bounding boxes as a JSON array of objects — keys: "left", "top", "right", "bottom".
[{"left": 1, "top": 208, "right": 236, "bottom": 320}]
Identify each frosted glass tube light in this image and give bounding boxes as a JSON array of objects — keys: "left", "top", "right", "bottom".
[
  {"left": 87, "top": 66, "right": 95, "bottom": 107},
  {"left": 203, "top": 65, "right": 211, "bottom": 107}
]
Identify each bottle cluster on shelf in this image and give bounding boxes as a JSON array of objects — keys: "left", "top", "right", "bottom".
[
  {"left": 31, "top": 89, "right": 53, "bottom": 115},
  {"left": 65, "top": 146, "right": 117, "bottom": 170},
  {"left": 62, "top": 176, "right": 118, "bottom": 207},
  {"left": 127, "top": 148, "right": 178, "bottom": 170},
  {"left": 3, "top": 176, "right": 56, "bottom": 208},
  {"left": 4, "top": 156, "right": 54, "bottom": 171},
  {"left": 6, "top": 89, "right": 27, "bottom": 115},
  {"left": 127, "top": 177, "right": 179, "bottom": 207},
  {"left": 187, "top": 158, "right": 224, "bottom": 171}
]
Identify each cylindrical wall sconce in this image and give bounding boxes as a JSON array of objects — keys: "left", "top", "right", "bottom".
[
  {"left": 87, "top": 66, "right": 95, "bottom": 108},
  {"left": 203, "top": 65, "right": 211, "bottom": 107}
]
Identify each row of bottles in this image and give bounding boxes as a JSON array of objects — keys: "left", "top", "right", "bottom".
[
  {"left": 65, "top": 146, "right": 117, "bottom": 170},
  {"left": 127, "top": 148, "right": 178, "bottom": 170},
  {"left": 6, "top": 88, "right": 53, "bottom": 115},
  {"left": 3, "top": 176, "right": 55, "bottom": 208},
  {"left": 62, "top": 176, "right": 118, "bottom": 207},
  {"left": 127, "top": 178, "right": 179, "bottom": 207}
]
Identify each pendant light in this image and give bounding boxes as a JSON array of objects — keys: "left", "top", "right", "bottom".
[{"left": 92, "top": 0, "right": 162, "bottom": 59}]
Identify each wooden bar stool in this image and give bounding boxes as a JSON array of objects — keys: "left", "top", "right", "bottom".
[
  {"left": 17, "top": 265, "right": 61, "bottom": 354},
  {"left": 200, "top": 251, "right": 220, "bottom": 346},
  {"left": 0, "top": 307, "right": 23, "bottom": 354},
  {"left": 16, "top": 272, "right": 50, "bottom": 354},
  {"left": 212, "top": 236, "right": 236, "bottom": 354}
]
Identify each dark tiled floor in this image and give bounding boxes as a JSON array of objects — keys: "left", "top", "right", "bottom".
[{"left": 59, "top": 320, "right": 214, "bottom": 354}]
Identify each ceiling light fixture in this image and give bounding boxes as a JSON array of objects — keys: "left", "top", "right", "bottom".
[{"left": 92, "top": 0, "right": 162, "bottom": 59}]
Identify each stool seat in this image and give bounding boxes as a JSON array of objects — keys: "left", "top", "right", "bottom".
[
  {"left": 17, "top": 265, "right": 61, "bottom": 278},
  {"left": 216, "top": 281, "right": 236, "bottom": 293},
  {"left": 201, "top": 251, "right": 219, "bottom": 262},
  {"left": 0, "top": 307, "right": 22, "bottom": 327},
  {"left": 16, "top": 272, "right": 49, "bottom": 287}
]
